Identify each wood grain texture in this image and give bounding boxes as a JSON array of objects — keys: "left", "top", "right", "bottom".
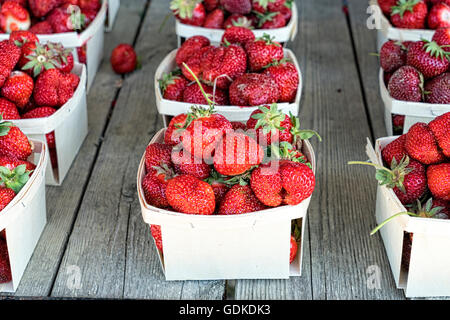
[
  {"left": 0, "top": 0, "right": 148, "bottom": 298},
  {"left": 50, "top": 0, "right": 225, "bottom": 299}
]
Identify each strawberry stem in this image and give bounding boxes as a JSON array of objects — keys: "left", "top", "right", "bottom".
[{"left": 370, "top": 211, "right": 420, "bottom": 235}]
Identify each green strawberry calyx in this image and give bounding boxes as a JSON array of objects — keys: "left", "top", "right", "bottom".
[
  {"left": 254, "top": 0, "right": 277, "bottom": 10},
  {"left": 422, "top": 40, "right": 450, "bottom": 62},
  {"left": 272, "top": 141, "right": 312, "bottom": 168},
  {"left": 170, "top": 0, "right": 202, "bottom": 19},
  {"left": 0, "top": 164, "right": 32, "bottom": 194},
  {"left": 255, "top": 33, "right": 281, "bottom": 47},
  {"left": 391, "top": 0, "right": 420, "bottom": 19},
  {"left": 251, "top": 103, "right": 287, "bottom": 136},
  {"left": 255, "top": 11, "right": 278, "bottom": 28},
  {"left": 289, "top": 112, "right": 322, "bottom": 145},
  {"left": 0, "top": 115, "right": 13, "bottom": 136},
  {"left": 159, "top": 69, "right": 183, "bottom": 94},
  {"left": 22, "top": 42, "right": 60, "bottom": 78}
]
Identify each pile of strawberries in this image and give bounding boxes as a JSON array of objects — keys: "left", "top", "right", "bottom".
[
  {"left": 0, "top": 30, "right": 80, "bottom": 167},
  {"left": 170, "top": 0, "right": 293, "bottom": 30},
  {"left": 378, "top": 0, "right": 450, "bottom": 30},
  {"left": 141, "top": 97, "right": 320, "bottom": 263},
  {"left": 160, "top": 31, "right": 299, "bottom": 107}
]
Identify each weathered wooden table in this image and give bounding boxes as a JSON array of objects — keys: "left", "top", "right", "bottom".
[{"left": 0, "top": 0, "right": 413, "bottom": 300}]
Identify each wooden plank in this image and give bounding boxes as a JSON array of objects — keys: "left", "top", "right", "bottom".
[
  {"left": 346, "top": 0, "right": 387, "bottom": 139},
  {"left": 1, "top": 0, "right": 148, "bottom": 297},
  {"left": 50, "top": 0, "right": 226, "bottom": 299}
]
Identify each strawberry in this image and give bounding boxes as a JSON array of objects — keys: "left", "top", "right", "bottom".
[
  {"left": 0, "top": 155, "right": 35, "bottom": 172},
  {"left": 22, "top": 107, "right": 57, "bottom": 148},
  {"left": 204, "top": 0, "right": 219, "bottom": 11},
  {"left": 378, "top": 0, "right": 398, "bottom": 15},
  {"left": 204, "top": 170, "right": 231, "bottom": 207},
  {"left": 144, "top": 143, "right": 173, "bottom": 173},
  {"left": 81, "top": 8, "right": 97, "bottom": 28},
  {"left": 390, "top": 0, "right": 428, "bottom": 29},
  {"left": 0, "top": 0, "right": 30, "bottom": 33},
  {"left": 78, "top": 0, "right": 101, "bottom": 11},
  {"left": 28, "top": 0, "right": 63, "bottom": 18},
  {"left": 273, "top": 141, "right": 312, "bottom": 167},
  {"left": 223, "top": 14, "right": 255, "bottom": 29},
  {"left": 428, "top": 3, "right": 450, "bottom": 29},
  {"left": 165, "top": 113, "right": 188, "bottom": 147},
  {"left": 221, "top": 26, "right": 255, "bottom": 46},
  {"left": 110, "top": 43, "right": 137, "bottom": 75},
  {"left": 220, "top": 0, "right": 252, "bottom": 14},
  {"left": 289, "top": 235, "right": 297, "bottom": 264},
  {"left": 0, "top": 98, "right": 20, "bottom": 120},
  {"left": 142, "top": 164, "right": 173, "bottom": 209},
  {"left": 279, "top": 3, "right": 292, "bottom": 21},
  {"left": 432, "top": 27, "right": 450, "bottom": 52},
  {"left": 165, "top": 174, "right": 216, "bottom": 215},
  {"left": 424, "top": 72, "right": 450, "bottom": 104},
  {"left": 218, "top": 184, "right": 266, "bottom": 215},
  {"left": 29, "top": 20, "right": 53, "bottom": 34},
  {"left": 0, "top": 163, "right": 32, "bottom": 193},
  {"left": 0, "top": 40, "right": 21, "bottom": 88},
  {"left": 257, "top": 11, "right": 287, "bottom": 29},
  {"left": 229, "top": 73, "right": 280, "bottom": 106},
  {"left": 427, "top": 163, "right": 450, "bottom": 201},
  {"left": 20, "top": 41, "right": 61, "bottom": 77},
  {"left": 180, "top": 45, "right": 215, "bottom": 81},
  {"left": 0, "top": 0, "right": 27, "bottom": 7},
  {"left": 231, "top": 121, "right": 247, "bottom": 131},
  {"left": 382, "top": 134, "right": 408, "bottom": 166},
  {"left": 388, "top": 65, "right": 424, "bottom": 102},
  {"left": 405, "top": 122, "right": 445, "bottom": 164},
  {"left": 0, "top": 237, "right": 12, "bottom": 283},
  {"left": 392, "top": 114, "right": 405, "bottom": 134},
  {"left": 9, "top": 30, "right": 39, "bottom": 70},
  {"left": 150, "top": 225, "right": 163, "bottom": 253},
  {"left": 203, "top": 8, "right": 224, "bottom": 29},
  {"left": 428, "top": 112, "right": 450, "bottom": 157},
  {"left": 379, "top": 40, "right": 407, "bottom": 73},
  {"left": 170, "top": 0, "right": 206, "bottom": 26},
  {"left": 432, "top": 198, "right": 450, "bottom": 218},
  {"left": 159, "top": 70, "right": 189, "bottom": 102},
  {"left": 0, "top": 118, "right": 31, "bottom": 161},
  {"left": 171, "top": 148, "right": 211, "bottom": 180},
  {"left": 252, "top": 0, "right": 286, "bottom": 13},
  {"left": 1, "top": 71, "right": 33, "bottom": 108},
  {"left": 262, "top": 59, "right": 299, "bottom": 103},
  {"left": 175, "top": 35, "right": 210, "bottom": 67},
  {"left": 0, "top": 187, "right": 15, "bottom": 212},
  {"left": 182, "top": 82, "right": 228, "bottom": 106},
  {"left": 213, "top": 131, "right": 264, "bottom": 176},
  {"left": 245, "top": 34, "right": 284, "bottom": 72},
  {"left": 406, "top": 40, "right": 450, "bottom": 79},
  {"left": 76, "top": 45, "right": 86, "bottom": 64},
  {"left": 46, "top": 3, "right": 86, "bottom": 33},
  {"left": 33, "top": 68, "right": 77, "bottom": 107},
  {"left": 46, "top": 42, "right": 74, "bottom": 73},
  {"left": 251, "top": 160, "right": 315, "bottom": 206}
]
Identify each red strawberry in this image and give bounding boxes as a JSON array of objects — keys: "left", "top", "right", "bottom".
[
  {"left": 0, "top": 98, "right": 20, "bottom": 120},
  {"left": 144, "top": 143, "right": 172, "bottom": 173},
  {"left": 245, "top": 34, "right": 284, "bottom": 72},
  {"left": 378, "top": 0, "right": 398, "bottom": 15},
  {"left": 1, "top": 71, "right": 34, "bottom": 108},
  {"left": 22, "top": 107, "right": 57, "bottom": 148},
  {"left": 47, "top": 3, "right": 86, "bottom": 33},
  {"left": 221, "top": 26, "right": 255, "bottom": 46},
  {"left": 150, "top": 225, "right": 163, "bottom": 253},
  {"left": 382, "top": 134, "right": 408, "bottom": 166},
  {"left": 406, "top": 40, "right": 450, "bottom": 79},
  {"left": 0, "top": 237, "right": 12, "bottom": 283},
  {"left": 29, "top": 20, "right": 54, "bottom": 34},
  {"left": 424, "top": 72, "right": 450, "bottom": 104},
  {"left": 202, "top": 8, "right": 224, "bottom": 29},
  {"left": 28, "top": 0, "right": 62, "bottom": 18},
  {"left": 427, "top": 163, "right": 450, "bottom": 201},
  {"left": 0, "top": 155, "right": 35, "bottom": 172},
  {"left": 170, "top": 0, "right": 206, "bottom": 26},
  {"left": 9, "top": 30, "right": 38, "bottom": 46},
  {"left": 428, "top": 3, "right": 450, "bottom": 29},
  {"left": 159, "top": 70, "right": 189, "bottom": 102},
  {"left": 165, "top": 174, "right": 216, "bottom": 215},
  {"left": 180, "top": 45, "right": 215, "bottom": 81},
  {"left": 220, "top": 0, "right": 252, "bottom": 14},
  {"left": 0, "top": 40, "right": 21, "bottom": 88},
  {"left": 231, "top": 121, "right": 247, "bottom": 131},
  {"left": 290, "top": 235, "right": 297, "bottom": 264},
  {"left": 81, "top": 8, "right": 98, "bottom": 28},
  {"left": 229, "top": 73, "right": 280, "bottom": 106},
  {"left": 379, "top": 40, "right": 407, "bottom": 73},
  {"left": 46, "top": 42, "right": 74, "bottom": 73},
  {"left": 165, "top": 114, "right": 188, "bottom": 147},
  {"left": 204, "top": 170, "right": 231, "bottom": 207},
  {"left": 390, "top": 0, "right": 428, "bottom": 29},
  {"left": 388, "top": 66, "right": 424, "bottom": 102},
  {"left": 76, "top": 45, "right": 86, "bottom": 64},
  {"left": 78, "top": 0, "right": 101, "bottom": 11},
  {"left": 33, "top": 68, "right": 77, "bottom": 107},
  {"left": 253, "top": 0, "right": 286, "bottom": 13},
  {"left": 0, "top": 187, "right": 15, "bottom": 212},
  {"left": 405, "top": 122, "right": 445, "bottom": 164},
  {"left": 0, "top": 0, "right": 27, "bottom": 7},
  {"left": 257, "top": 11, "right": 287, "bottom": 29},
  {"left": 279, "top": 3, "right": 292, "bottom": 21},
  {"left": 223, "top": 13, "right": 255, "bottom": 29},
  {"left": 0, "top": 0, "right": 30, "bottom": 33},
  {"left": 0, "top": 162, "right": 32, "bottom": 193},
  {"left": 175, "top": 35, "right": 210, "bottom": 67},
  {"left": 428, "top": 112, "right": 450, "bottom": 157},
  {"left": 432, "top": 27, "right": 450, "bottom": 52},
  {"left": 182, "top": 82, "right": 228, "bottom": 106},
  {"left": 263, "top": 59, "right": 299, "bottom": 103},
  {"left": 171, "top": 148, "right": 211, "bottom": 180},
  {"left": 20, "top": 42, "right": 61, "bottom": 77},
  {"left": 110, "top": 43, "right": 137, "bottom": 75},
  {"left": 213, "top": 131, "right": 264, "bottom": 176},
  {"left": 0, "top": 118, "right": 31, "bottom": 161},
  {"left": 204, "top": 0, "right": 219, "bottom": 11},
  {"left": 142, "top": 164, "right": 173, "bottom": 208},
  {"left": 218, "top": 184, "right": 266, "bottom": 215},
  {"left": 392, "top": 114, "right": 405, "bottom": 134}
]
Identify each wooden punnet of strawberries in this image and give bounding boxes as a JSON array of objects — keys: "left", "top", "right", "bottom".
[
  {"left": 170, "top": 0, "right": 293, "bottom": 30},
  {"left": 160, "top": 30, "right": 299, "bottom": 107},
  {"left": 144, "top": 66, "right": 320, "bottom": 264}
]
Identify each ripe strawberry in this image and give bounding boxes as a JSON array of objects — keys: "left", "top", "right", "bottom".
[
  {"left": 0, "top": 187, "right": 15, "bottom": 212},
  {"left": 204, "top": 170, "right": 231, "bottom": 207},
  {"left": 0, "top": 163, "right": 32, "bottom": 193},
  {"left": 382, "top": 134, "right": 408, "bottom": 166},
  {"left": 257, "top": 11, "right": 287, "bottom": 29},
  {"left": 221, "top": 26, "right": 255, "bottom": 46},
  {"left": 20, "top": 42, "right": 61, "bottom": 77},
  {"left": 229, "top": 73, "right": 280, "bottom": 106},
  {"left": 47, "top": 3, "right": 86, "bottom": 33},
  {"left": 263, "top": 59, "right": 299, "bottom": 103},
  {"left": 220, "top": 0, "right": 252, "bottom": 14},
  {"left": 29, "top": 20, "right": 54, "bottom": 34},
  {"left": 110, "top": 43, "right": 137, "bottom": 75},
  {"left": 0, "top": 98, "right": 20, "bottom": 120},
  {"left": 170, "top": 0, "right": 206, "bottom": 26},
  {"left": 279, "top": 3, "right": 292, "bottom": 21},
  {"left": 223, "top": 14, "right": 255, "bottom": 29},
  {"left": 171, "top": 148, "right": 211, "bottom": 180},
  {"left": 432, "top": 27, "right": 450, "bottom": 52},
  {"left": 253, "top": 0, "right": 286, "bottom": 13},
  {"left": 378, "top": 0, "right": 398, "bottom": 15},
  {"left": 144, "top": 143, "right": 172, "bottom": 173},
  {"left": 166, "top": 174, "right": 216, "bottom": 215},
  {"left": 76, "top": 45, "right": 86, "bottom": 64},
  {"left": 427, "top": 163, "right": 450, "bottom": 201},
  {"left": 428, "top": 112, "right": 450, "bottom": 157},
  {"left": 1, "top": 71, "right": 34, "bottom": 108},
  {"left": 0, "top": 118, "right": 31, "bottom": 161},
  {"left": 78, "top": 0, "right": 101, "bottom": 11},
  {"left": 218, "top": 184, "right": 266, "bottom": 215},
  {"left": 231, "top": 121, "right": 246, "bottom": 131},
  {"left": 204, "top": 0, "right": 219, "bottom": 11},
  {"left": 182, "top": 82, "right": 228, "bottom": 106},
  {"left": 379, "top": 40, "right": 407, "bottom": 73},
  {"left": 47, "top": 42, "right": 74, "bottom": 73},
  {"left": 175, "top": 35, "right": 210, "bottom": 67},
  {"left": 28, "top": 0, "right": 62, "bottom": 18},
  {"left": 213, "top": 131, "right": 264, "bottom": 176},
  {"left": 159, "top": 70, "right": 189, "bottom": 102},
  {"left": 424, "top": 72, "right": 450, "bottom": 104},
  {"left": 0, "top": 155, "right": 35, "bottom": 172},
  {"left": 0, "top": 40, "right": 21, "bottom": 88},
  {"left": 33, "top": 68, "right": 77, "bottom": 107},
  {"left": 164, "top": 113, "right": 188, "bottom": 147},
  {"left": 290, "top": 235, "right": 297, "bottom": 264},
  {"left": 81, "top": 8, "right": 98, "bottom": 28},
  {"left": 406, "top": 40, "right": 450, "bottom": 79},
  {"left": 203, "top": 8, "right": 224, "bottom": 29},
  {"left": 428, "top": 3, "right": 450, "bottom": 29},
  {"left": 150, "top": 225, "right": 163, "bottom": 253},
  {"left": 392, "top": 114, "right": 405, "bottom": 134},
  {"left": 9, "top": 30, "right": 38, "bottom": 48},
  {"left": 0, "top": 0, "right": 27, "bottom": 7},
  {"left": 22, "top": 107, "right": 57, "bottom": 148},
  {"left": 251, "top": 160, "right": 315, "bottom": 206},
  {"left": 405, "top": 122, "right": 445, "bottom": 164},
  {"left": 0, "top": 1, "right": 30, "bottom": 33},
  {"left": 0, "top": 237, "right": 12, "bottom": 283},
  {"left": 245, "top": 34, "right": 284, "bottom": 72},
  {"left": 390, "top": 0, "right": 428, "bottom": 29},
  {"left": 388, "top": 66, "right": 424, "bottom": 102},
  {"left": 142, "top": 164, "right": 173, "bottom": 208}
]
